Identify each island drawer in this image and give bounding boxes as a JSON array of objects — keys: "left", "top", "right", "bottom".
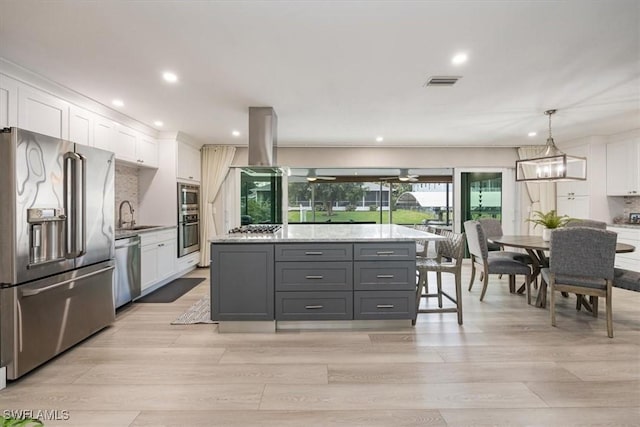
[
  {"left": 275, "top": 244, "right": 352, "bottom": 262},
  {"left": 354, "top": 291, "right": 416, "bottom": 320},
  {"left": 353, "top": 243, "right": 415, "bottom": 261},
  {"left": 275, "top": 262, "right": 353, "bottom": 291},
  {"left": 275, "top": 291, "right": 353, "bottom": 320},
  {"left": 354, "top": 261, "right": 416, "bottom": 290}
]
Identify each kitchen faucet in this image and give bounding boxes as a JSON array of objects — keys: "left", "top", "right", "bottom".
[{"left": 118, "top": 200, "right": 135, "bottom": 229}]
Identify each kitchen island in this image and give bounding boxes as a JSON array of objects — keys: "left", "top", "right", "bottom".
[{"left": 210, "top": 224, "right": 444, "bottom": 332}]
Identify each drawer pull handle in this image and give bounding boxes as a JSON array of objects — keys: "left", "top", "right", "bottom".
[
  {"left": 376, "top": 251, "right": 395, "bottom": 255},
  {"left": 377, "top": 274, "right": 394, "bottom": 279},
  {"left": 305, "top": 251, "right": 324, "bottom": 255},
  {"left": 305, "top": 275, "right": 324, "bottom": 279},
  {"left": 305, "top": 305, "right": 324, "bottom": 309},
  {"left": 377, "top": 304, "right": 395, "bottom": 309}
]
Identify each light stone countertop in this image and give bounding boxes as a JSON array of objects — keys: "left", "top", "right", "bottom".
[
  {"left": 115, "top": 225, "right": 176, "bottom": 240},
  {"left": 608, "top": 223, "right": 640, "bottom": 230},
  {"left": 210, "top": 223, "right": 446, "bottom": 243}
]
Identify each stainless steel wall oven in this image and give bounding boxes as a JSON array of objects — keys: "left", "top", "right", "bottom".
[{"left": 177, "top": 183, "right": 200, "bottom": 257}]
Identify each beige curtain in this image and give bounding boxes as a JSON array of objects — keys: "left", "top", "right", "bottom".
[
  {"left": 200, "top": 145, "right": 236, "bottom": 267},
  {"left": 518, "top": 146, "right": 556, "bottom": 235}
]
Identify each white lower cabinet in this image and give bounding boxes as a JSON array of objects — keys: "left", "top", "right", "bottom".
[
  {"left": 608, "top": 226, "right": 640, "bottom": 273},
  {"left": 140, "top": 229, "right": 177, "bottom": 292}
]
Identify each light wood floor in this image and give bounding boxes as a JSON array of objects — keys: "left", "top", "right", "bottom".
[{"left": 1, "top": 262, "right": 639, "bottom": 426}]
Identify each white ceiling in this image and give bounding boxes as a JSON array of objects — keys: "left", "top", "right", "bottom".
[{"left": 1, "top": 1, "right": 638, "bottom": 148}]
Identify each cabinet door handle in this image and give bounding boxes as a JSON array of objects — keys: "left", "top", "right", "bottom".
[
  {"left": 377, "top": 274, "right": 394, "bottom": 278},
  {"left": 376, "top": 251, "right": 395, "bottom": 255},
  {"left": 158, "top": 243, "right": 165, "bottom": 247},
  {"left": 305, "top": 275, "right": 324, "bottom": 279},
  {"left": 305, "top": 251, "right": 323, "bottom": 255},
  {"left": 376, "top": 304, "right": 395, "bottom": 309},
  {"left": 305, "top": 305, "right": 324, "bottom": 309}
]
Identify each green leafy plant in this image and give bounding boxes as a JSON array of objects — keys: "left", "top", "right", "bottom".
[
  {"left": 1, "top": 416, "right": 44, "bottom": 427},
  {"left": 526, "top": 210, "right": 571, "bottom": 229}
]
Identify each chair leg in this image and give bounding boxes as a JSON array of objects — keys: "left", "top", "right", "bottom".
[
  {"left": 508, "top": 275, "right": 515, "bottom": 293},
  {"left": 468, "top": 260, "right": 476, "bottom": 291},
  {"left": 550, "top": 281, "right": 557, "bottom": 327},
  {"left": 479, "top": 266, "right": 489, "bottom": 301},
  {"left": 526, "top": 274, "right": 531, "bottom": 305},
  {"left": 576, "top": 294, "right": 582, "bottom": 311},
  {"left": 455, "top": 272, "right": 463, "bottom": 325},
  {"left": 591, "top": 296, "right": 598, "bottom": 318},
  {"left": 436, "top": 272, "right": 443, "bottom": 308},
  {"left": 606, "top": 284, "right": 613, "bottom": 338}
]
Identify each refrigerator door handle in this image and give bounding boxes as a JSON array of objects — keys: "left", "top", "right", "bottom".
[
  {"left": 20, "top": 266, "right": 115, "bottom": 297},
  {"left": 77, "top": 153, "right": 86, "bottom": 257},
  {"left": 63, "top": 152, "right": 86, "bottom": 258},
  {"left": 64, "top": 152, "right": 78, "bottom": 258}
]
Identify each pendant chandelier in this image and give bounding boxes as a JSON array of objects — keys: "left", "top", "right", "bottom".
[{"left": 515, "top": 109, "right": 587, "bottom": 182}]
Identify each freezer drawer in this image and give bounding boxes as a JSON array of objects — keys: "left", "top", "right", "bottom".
[{"left": 0, "top": 261, "right": 115, "bottom": 380}]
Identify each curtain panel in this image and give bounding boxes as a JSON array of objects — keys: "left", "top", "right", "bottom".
[
  {"left": 517, "top": 146, "right": 556, "bottom": 235},
  {"left": 200, "top": 145, "right": 236, "bottom": 267}
]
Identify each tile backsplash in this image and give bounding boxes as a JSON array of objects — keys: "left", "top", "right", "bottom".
[
  {"left": 115, "top": 163, "right": 139, "bottom": 227},
  {"left": 623, "top": 196, "right": 640, "bottom": 223}
]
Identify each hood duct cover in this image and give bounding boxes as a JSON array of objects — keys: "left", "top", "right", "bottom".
[{"left": 248, "top": 106, "right": 277, "bottom": 166}]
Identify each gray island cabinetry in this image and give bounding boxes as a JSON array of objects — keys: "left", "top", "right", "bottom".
[{"left": 210, "top": 224, "right": 442, "bottom": 330}]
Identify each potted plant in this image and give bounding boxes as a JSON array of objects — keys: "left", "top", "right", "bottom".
[{"left": 527, "top": 210, "right": 571, "bottom": 241}]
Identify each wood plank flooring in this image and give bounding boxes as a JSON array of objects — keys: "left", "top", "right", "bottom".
[{"left": 1, "top": 262, "right": 639, "bottom": 426}]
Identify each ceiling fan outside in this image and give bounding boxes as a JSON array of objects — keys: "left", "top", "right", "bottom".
[
  {"left": 380, "top": 168, "right": 419, "bottom": 182},
  {"left": 306, "top": 169, "right": 336, "bottom": 181}
]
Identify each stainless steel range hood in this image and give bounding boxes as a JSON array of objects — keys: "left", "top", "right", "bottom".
[{"left": 248, "top": 107, "right": 277, "bottom": 166}]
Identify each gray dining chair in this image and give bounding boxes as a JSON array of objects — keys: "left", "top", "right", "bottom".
[
  {"left": 565, "top": 219, "right": 607, "bottom": 229},
  {"left": 541, "top": 227, "right": 617, "bottom": 338},
  {"left": 464, "top": 220, "right": 532, "bottom": 303},
  {"left": 478, "top": 218, "right": 504, "bottom": 252},
  {"left": 415, "top": 231, "right": 466, "bottom": 325}
]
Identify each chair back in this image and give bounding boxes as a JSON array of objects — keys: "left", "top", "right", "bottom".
[
  {"left": 550, "top": 227, "right": 617, "bottom": 280},
  {"left": 438, "top": 230, "right": 466, "bottom": 267},
  {"left": 478, "top": 218, "right": 503, "bottom": 237},
  {"left": 565, "top": 219, "right": 607, "bottom": 229},
  {"left": 463, "top": 220, "right": 488, "bottom": 261}
]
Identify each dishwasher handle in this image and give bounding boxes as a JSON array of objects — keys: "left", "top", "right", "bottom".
[{"left": 116, "top": 241, "right": 140, "bottom": 249}]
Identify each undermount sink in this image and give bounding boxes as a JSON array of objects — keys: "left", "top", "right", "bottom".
[{"left": 117, "top": 225, "right": 161, "bottom": 232}]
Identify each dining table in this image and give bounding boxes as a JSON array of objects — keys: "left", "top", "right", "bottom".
[{"left": 487, "top": 235, "right": 635, "bottom": 308}]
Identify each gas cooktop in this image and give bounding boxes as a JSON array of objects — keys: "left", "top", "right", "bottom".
[{"left": 228, "top": 224, "right": 282, "bottom": 234}]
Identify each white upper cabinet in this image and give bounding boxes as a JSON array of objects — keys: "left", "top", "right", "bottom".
[
  {"left": 69, "top": 105, "right": 94, "bottom": 146},
  {"left": 94, "top": 115, "right": 116, "bottom": 152},
  {"left": 17, "top": 85, "right": 69, "bottom": 139},
  {"left": 136, "top": 134, "right": 158, "bottom": 168},
  {"left": 607, "top": 138, "right": 640, "bottom": 196},
  {"left": 556, "top": 144, "right": 590, "bottom": 197},
  {"left": 114, "top": 125, "right": 138, "bottom": 163},
  {"left": 177, "top": 141, "right": 201, "bottom": 182},
  {"left": 0, "top": 74, "right": 19, "bottom": 128}
]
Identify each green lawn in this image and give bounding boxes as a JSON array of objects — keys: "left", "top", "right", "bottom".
[{"left": 287, "top": 209, "right": 440, "bottom": 224}]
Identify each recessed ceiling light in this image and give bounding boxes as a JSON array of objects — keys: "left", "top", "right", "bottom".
[
  {"left": 154, "top": 121, "right": 164, "bottom": 127},
  {"left": 452, "top": 53, "right": 468, "bottom": 65},
  {"left": 162, "top": 71, "right": 178, "bottom": 83},
  {"left": 528, "top": 131, "right": 537, "bottom": 137},
  {"left": 112, "top": 99, "right": 124, "bottom": 107},
  {"left": 232, "top": 130, "right": 241, "bottom": 137},
  {"left": 375, "top": 136, "right": 384, "bottom": 142}
]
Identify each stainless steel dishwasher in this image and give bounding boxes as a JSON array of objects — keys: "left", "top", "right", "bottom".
[{"left": 114, "top": 236, "right": 141, "bottom": 308}]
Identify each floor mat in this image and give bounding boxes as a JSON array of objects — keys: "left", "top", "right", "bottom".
[
  {"left": 171, "top": 296, "right": 215, "bottom": 324},
  {"left": 136, "top": 277, "right": 205, "bottom": 303}
]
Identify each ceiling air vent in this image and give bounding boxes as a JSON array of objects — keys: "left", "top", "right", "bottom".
[{"left": 424, "top": 76, "right": 462, "bottom": 87}]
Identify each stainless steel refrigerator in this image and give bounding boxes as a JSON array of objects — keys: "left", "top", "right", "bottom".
[{"left": 0, "top": 127, "right": 116, "bottom": 380}]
